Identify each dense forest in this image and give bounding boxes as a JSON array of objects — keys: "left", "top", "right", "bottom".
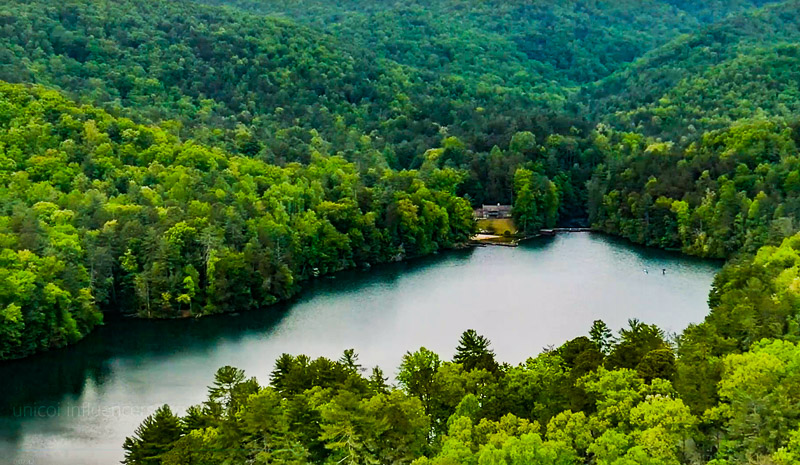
[
  {"left": 588, "top": 120, "right": 800, "bottom": 257},
  {"left": 0, "top": 81, "right": 474, "bottom": 359},
  {"left": 2, "top": 0, "right": 800, "bottom": 462}
]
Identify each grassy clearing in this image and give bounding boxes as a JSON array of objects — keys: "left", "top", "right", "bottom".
[{"left": 477, "top": 218, "right": 518, "bottom": 236}]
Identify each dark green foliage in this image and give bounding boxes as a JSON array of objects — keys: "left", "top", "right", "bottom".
[
  {"left": 556, "top": 336, "right": 605, "bottom": 412},
  {"left": 636, "top": 348, "right": 677, "bottom": 383},
  {"left": 597, "top": 1, "right": 800, "bottom": 127},
  {"left": 0, "top": 0, "right": 592, "bottom": 183},
  {"left": 199, "top": 0, "right": 779, "bottom": 85},
  {"left": 558, "top": 336, "right": 605, "bottom": 378},
  {"left": 270, "top": 353, "right": 370, "bottom": 396},
  {"left": 122, "top": 405, "right": 183, "bottom": 465},
  {"left": 589, "top": 319, "right": 616, "bottom": 355},
  {"left": 452, "top": 329, "right": 499, "bottom": 373},
  {"left": 606, "top": 319, "right": 670, "bottom": 370},
  {"left": 368, "top": 366, "right": 389, "bottom": 394},
  {"left": 338, "top": 348, "right": 362, "bottom": 373}
]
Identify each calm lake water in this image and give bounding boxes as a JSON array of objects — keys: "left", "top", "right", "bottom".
[{"left": 0, "top": 233, "right": 721, "bottom": 465}]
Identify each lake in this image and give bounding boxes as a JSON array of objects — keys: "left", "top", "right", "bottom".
[{"left": 0, "top": 233, "right": 721, "bottom": 465}]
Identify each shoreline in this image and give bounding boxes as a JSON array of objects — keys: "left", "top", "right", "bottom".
[
  {"left": 0, "top": 240, "right": 476, "bottom": 363},
  {"left": 472, "top": 227, "right": 595, "bottom": 247}
]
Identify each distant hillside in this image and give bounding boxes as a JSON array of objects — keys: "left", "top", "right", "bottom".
[
  {"left": 4, "top": 0, "right": 793, "bottom": 165},
  {"left": 3, "top": 0, "right": 800, "bottom": 221},
  {"left": 664, "top": 0, "right": 783, "bottom": 21},
  {"left": 0, "top": 0, "right": 388, "bottom": 160},
  {"left": 192, "top": 0, "right": 800, "bottom": 144},
  {"left": 199, "top": 0, "right": 708, "bottom": 85},
  {"left": 584, "top": 0, "right": 800, "bottom": 137},
  {"left": 1, "top": 0, "right": 590, "bottom": 169},
  {"left": 608, "top": 44, "right": 800, "bottom": 140}
]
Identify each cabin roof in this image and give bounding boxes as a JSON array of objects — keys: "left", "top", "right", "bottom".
[{"left": 481, "top": 204, "right": 511, "bottom": 211}]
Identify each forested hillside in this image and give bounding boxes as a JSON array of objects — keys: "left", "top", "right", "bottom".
[
  {"left": 200, "top": 0, "right": 698, "bottom": 84},
  {"left": 3, "top": 0, "right": 800, "bottom": 462},
  {"left": 588, "top": 120, "right": 800, "bottom": 257},
  {"left": 0, "top": 0, "right": 581, "bottom": 167},
  {"left": 0, "top": 82, "right": 474, "bottom": 359},
  {"left": 197, "top": 0, "right": 784, "bottom": 84},
  {"left": 587, "top": 0, "right": 800, "bottom": 138},
  {"left": 0, "top": 0, "right": 799, "bottom": 353},
  {"left": 6, "top": 0, "right": 800, "bottom": 230}
]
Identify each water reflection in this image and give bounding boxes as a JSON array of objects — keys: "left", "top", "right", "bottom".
[{"left": 0, "top": 234, "right": 719, "bottom": 465}]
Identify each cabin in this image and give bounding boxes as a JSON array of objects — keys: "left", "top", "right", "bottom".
[{"left": 474, "top": 204, "right": 512, "bottom": 219}]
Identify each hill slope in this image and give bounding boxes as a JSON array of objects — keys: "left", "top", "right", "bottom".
[
  {"left": 0, "top": 80, "right": 474, "bottom": 359},
  {"left": 584, "top": 0, "right": 800, "bottom": 136},
  {"left": 198, "top": 0, "right": 783, "bottom": 85},
  {"left": 0, "top": 0, "right": 585, "bottom": 171}
]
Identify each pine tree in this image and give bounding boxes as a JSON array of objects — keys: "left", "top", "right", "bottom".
[
  {"left": 369, "top": 367, "right": 389, "bottom": 394},
  {"left": 589, "top": 319, "right": 615, "bottom": 355},
  {"left": 453, "top": 329, "right": 499, "bottom": 373},
  {"left": 122, "top": 405, "right": 183, "bottom": 465},
  {"left": 339, "top": 348, "right": 363, "bottom": 373},
  {"left": 207, "top": 365, "right": 258, "bottom": 418}
]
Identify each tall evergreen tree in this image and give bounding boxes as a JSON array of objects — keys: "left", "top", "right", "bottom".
[
  {"left": 122, "top": 405, "right": 183, "bottom": 465},
  {"left": 453, "top": 329, "right": 499, "bottom": 373}
]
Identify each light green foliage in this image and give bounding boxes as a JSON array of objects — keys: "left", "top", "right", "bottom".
[
  {"left": 677, "top": 232, "right": 800, "bottom": 413},
  {"left": 0, "top": 247, "right": 99, "bottom": 358},
  {"left": 546, "top": 411, "right": 593, "bottom": 453},
  {"left": 7, "top": 0, "right": 800, "bottom": 463},
  {"left": 0, "top": 82, "right": 475, "bottom": 358},
  {"left": 716, "top": 340, "right": 800, "bottom": 461},
  {"left": 590, "top": 121, "right": 800, "bottom": 258},
  {"left": 397, "top": 347, "right": 442, "bottom": 415},
  {"left": 579, "top": 369, "right": 697, "bottom": 464},
  {"left": 775, "top": 428, "right": 800, "bottom": 464},
  {"left": 512, "top": 168, "right": 559, "bottom": 234}
]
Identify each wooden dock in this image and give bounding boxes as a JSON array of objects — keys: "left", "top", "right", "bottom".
[
  {"left": 541, "top": 228, "right": 593, "bottom": 234},
  {"left": 472, "top": 227, "right": 593, "bottom": 247}
]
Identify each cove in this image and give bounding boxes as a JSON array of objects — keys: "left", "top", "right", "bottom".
[{"left": 0, "top": 233, "right": 720, "bottom": 465}]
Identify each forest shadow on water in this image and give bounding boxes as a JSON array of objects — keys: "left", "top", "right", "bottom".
[
  {"left": 0, "top": 234, "right": 719, "bottom": 464},
  {"left": 0, "top": 246, "right": 479, "bottom": 432}
]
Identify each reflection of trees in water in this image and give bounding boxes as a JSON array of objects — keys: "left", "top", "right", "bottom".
[
  {"left": 1, "top": 311, "right": 279, "bottom": 410},
  {"left": 0, "top": 309, "right": 291, "bottom": 448},
  {"left": 575, "top": 233, "right": 723, "bottom": 270},
  {"left": 0, "top": 246, "right": 476, "bottom": 440},
  {"left": 0, "top": 355, "right": 110, "bottom": 446}
]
